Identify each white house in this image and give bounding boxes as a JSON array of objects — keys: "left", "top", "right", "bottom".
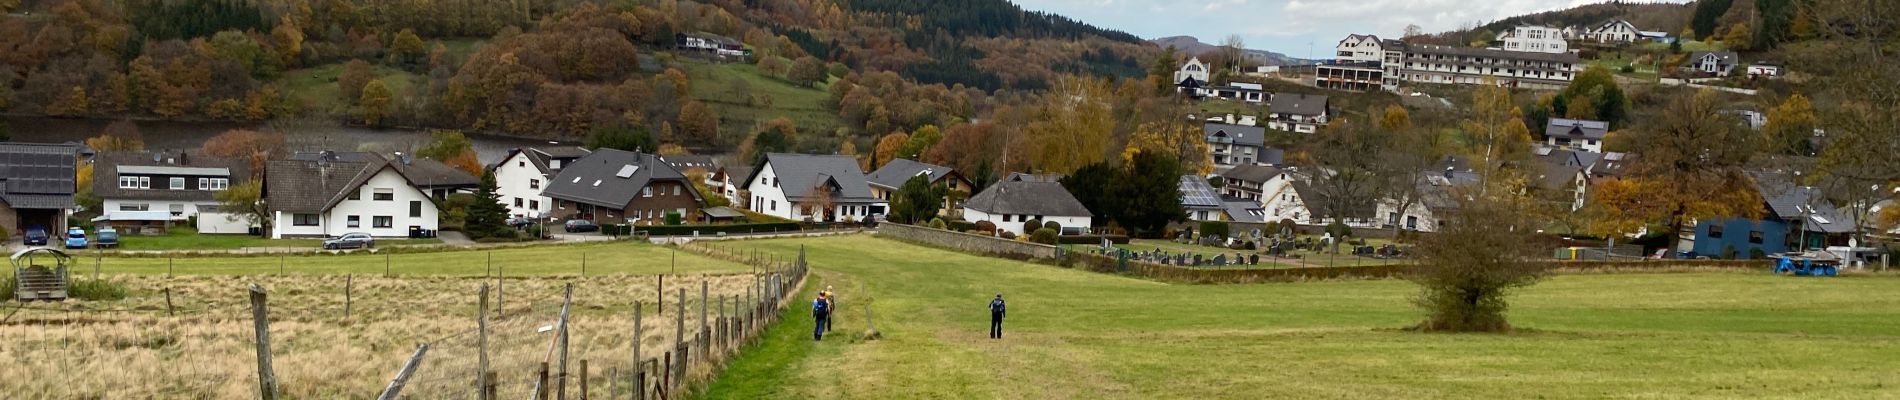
[
  {"left": 1747, "top": 63, "right": 1783, "bottom": 77},
  {"left": 266, "top": 154, "right": 439, "bottom": 239},
  {"left": 1260, "top": 175, "right": 1380, "bottom": 228},
  {"left": 961, "top": 180, "right": 1092, "bottom": 235},
  {"left": 1688, "top": 51, "right": 1741, "bottom": 76},
  {"left": 1497, "top": 25, "right": 1570, "bottom": 54},
  {"left": 1544, "top": 118, "right": 1610, "bottom": 153},
  {"left": 92, "top": 150, "right": 246, "bottom": 223},
  {"left": 1174, "top": 57, "right": 1210, "bottom": 90},
  {"left": 1335, "top": 34, "right": 1385, "bottom": 63},
  {"left": 1267, "top": 94, "right": 1330, "bottom": 133},
  {"left": 1589, "top": 20, "right": 1641, "bottom": 43},
  {"left": 1376, "top": 168, "right": 1481, "bottom": 233},
  {"left": 492, "top": 147, "right": 591, "bottom": 218},
  {"left": 742, "top": 153, "right": 885, "bottom": 222}
]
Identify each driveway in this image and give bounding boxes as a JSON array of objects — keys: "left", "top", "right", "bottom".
[
  {"left": 550, "top": 232, "right": 620, "bottom": 242},
  {"left": 437, "top": 231, "right": 475, "bottom": 246}
]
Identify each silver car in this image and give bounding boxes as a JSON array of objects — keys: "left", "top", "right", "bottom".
[{"left": 322, "top": 232, "right": 375, "bottom": 250}]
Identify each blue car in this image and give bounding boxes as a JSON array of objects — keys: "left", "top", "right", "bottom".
[
  {"left": 23, "top": 226, "right": 49, "bottom": 246},
  {"left": 63, "top": 227, "right": 88, "bottom": 249}
]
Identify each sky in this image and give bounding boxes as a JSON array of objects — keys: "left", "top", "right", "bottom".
[{"left": 1011, "top": 0, "right": 1687, "bottom": 59}]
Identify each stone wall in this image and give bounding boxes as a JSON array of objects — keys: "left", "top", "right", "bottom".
[{"left": 876, "top": 223, "right": 1059, "bottom": 259}]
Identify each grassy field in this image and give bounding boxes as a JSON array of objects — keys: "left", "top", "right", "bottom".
[
  {"left": 700, "top": 235, "right": 1900, "bottom": 399},
  {"left": 99, "top": 228, "right": 439, "bottom": 250},
  {"left": 677, "top": 60, "right": 843, "bottom": 145},
  {"left": 280, "top": 62, "right": 423, "bottom": 113},
  {"left": 65, "top": 241, "right": 749, "bottom": 276}
]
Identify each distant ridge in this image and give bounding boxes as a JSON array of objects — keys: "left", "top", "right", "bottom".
[{"left": 1150, "top": 35, "right": 1313, "bottom": 66}]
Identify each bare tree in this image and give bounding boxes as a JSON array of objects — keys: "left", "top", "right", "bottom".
[{"left": 1219, "top": 34, "right": 1251, "bottom": 73}]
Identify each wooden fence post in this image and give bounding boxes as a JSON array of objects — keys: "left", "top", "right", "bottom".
[
  {"left": 700, "top": 280, "right": 710, "bottom": 359},
  {"left": 557, "top": 284, "right": 573, "bottom": 400},
  {"left": 384, "top": 253, "right": 390, "bottom": 277},
  {"left": 536, "top": 362, "right": 550, "bottom": 400},
  {"left": 579, "top": 359, "right": 590, "bottom": 400},
  {"left": 249, "top": 284, "right": 278, "bottom": 400},
  {"left": 496, "top": 267, "right": 504, "bottom": 319},
  {"left": 375, "top": 343, "right": 429, "bottom": 400},
  {"left": 633, "top": 302, "right": 645, "bottom": 400},
  {"left": 163, "top": 287, "right": 175, "bottom": 317},
  {"left": 478, "top": 283, "right": 490, "bottom": 400},
  {"left": 343, "top": 274, "right": 353, "bottom": 320}
]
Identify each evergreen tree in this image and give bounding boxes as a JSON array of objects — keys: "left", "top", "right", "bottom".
[
  {"left": 465, "top": 171, "right": 512, "bottom": 239},
  {"left": 1691, "top": 0, "right": 1734, "bottom": 40},
  {"left": 0, "top": 118, "right": 9, "bottom": 142},
  {"left": 890, "top": 175, "right": 946, "bottom": 224}
]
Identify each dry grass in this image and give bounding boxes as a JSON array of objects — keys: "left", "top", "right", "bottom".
[{"left": 0, "top": 273, "right": 774, "bottom": 399}]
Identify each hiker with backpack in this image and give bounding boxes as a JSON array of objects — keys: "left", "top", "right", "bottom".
[
  {"left": 813, "top": 293, "right": 830, "bottom": 341},
  {"left": 988, "top": 294, "right": 1007, "bottom": 339}
]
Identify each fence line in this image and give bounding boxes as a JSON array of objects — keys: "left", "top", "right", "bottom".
[{"left": 0, "top": 248, "right": 808, "bottom": 399}]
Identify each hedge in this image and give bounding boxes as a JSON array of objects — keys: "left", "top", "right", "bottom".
[
  {"left": 1056, "top": 234, "right": 1130, "bottom": 245},
  {"left": 638, "top": 222, "right": 802, "bottom": 236}
]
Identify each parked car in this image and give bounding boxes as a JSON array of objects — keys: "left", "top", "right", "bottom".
[
  {"left": 507, "top": 217, "right": 537, "bottom": 228},
  {"left": 22, "top": 226, "right": 49, "bottom": 246},
  {"left": 63, "top": 227, "right": 88, "bottom": 249},
  {"left": 94, "top": 228, "right": 120, "bottom": 249},
  {"left": 564, "top": 219, "right": 599, "bottom": 233},
  {"left": 322, "top": 232, "right": 376, "bottom": 250}
]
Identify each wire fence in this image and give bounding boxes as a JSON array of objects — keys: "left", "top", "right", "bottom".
[{"left": 0, "top": 243, "right": 811, "bottom": 399}]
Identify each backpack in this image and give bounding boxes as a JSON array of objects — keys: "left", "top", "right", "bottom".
[
  {"left": 990, "top": 299, "right": 1005, "bottom": 313},
  {"left": 813, "top": 299, "right": 829, "bottom": 313}
]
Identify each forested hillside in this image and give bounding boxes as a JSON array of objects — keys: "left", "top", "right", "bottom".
[{"left": 0, "top": 0, "right": 1203, "bottom": 190}]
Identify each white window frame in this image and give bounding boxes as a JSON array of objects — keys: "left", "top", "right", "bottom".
[
  {"left": 170, "top": 177, "right": 186, "bottom": 190},
  {"left": 119, "top": 176, "right": 139, "bottom": 189}
]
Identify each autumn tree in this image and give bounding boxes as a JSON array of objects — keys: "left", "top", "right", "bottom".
[
  {"left": 871, "top": 132, "right": 909, "bottom": 170},
  {"left": 47, "top": 86, "right": 89, "bottom": 116},
  {"left": 740, "top": 118, "right": 797, "bottom": 165},
  {"left": 359, "top": 79, "right": 393, "bottom": 126},
  {"left": 1762, "top": 93, "right": 1817, "bottom": 156},
  {"left": 677, "top": 100, "right": 720, "bottom": 146},
  {"left": 388, "top": 28, "right": 427, "bottom": 68},
  {"left": 1299, "top": 117, "right": 1388, "bottom": 231},
  {"left": 338, "top": 59, "right": 375, "bottom": 103},
  {"left": 897, "top": 125, "right": 942, "bottom": 160},
  {"left": 1589, "top": 90, "right": 1762, "bottom": 257},
  {"left": 1020, "top": 77, "right": 1114, "bottom": 174},
  {"left": 1408, "top": 191, "right": 1545, "bottom": 332},
  {"left": 788, "top": 56, "right": 825, "bottom": 87},
  {"left": 86, "top": 120, "right": 145, "bottom": 151},
  {"left": 1372, "top": 105, "right": 1444, "bottom": 238},
  {"left": 757, "top": 56, "right": 791, "bottom": 77},
  {"left": 201, "top": 129, "right": 285, "bottom": 178},
  {"left": 417, "top": 129, "right": 482, "bottom": 175},
  {"left": 1457, "top": 79, "right": 1533, "bottom": 188},
  {"left": 216, "top": 180, "right": 271, "bottom": 236},
  {"left": 272, "top": 16, "right": 304, "bottom": 68},
  {"left": 1551, "top": 66, "right": 1628, "bottom": 127},
  {"left": 1121, "top": 119, "right": 1211, "bottom": 175}
]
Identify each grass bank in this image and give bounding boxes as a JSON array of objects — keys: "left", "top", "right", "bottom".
[
  {"left": 700, "top": 234, "right": 1900, "bottom": 399},
  {"left": 65, "top": 242, "right": 749, "bottom": 276}
]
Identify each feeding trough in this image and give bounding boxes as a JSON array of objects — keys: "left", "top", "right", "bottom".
[
  {"left": 1772, "top": 251, "right": 1841, "bottom": 277},
  {"left": 11, "top": 247, "right": 72, "bottom": 301}
]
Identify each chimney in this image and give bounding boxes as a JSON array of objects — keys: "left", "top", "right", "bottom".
[
  {"left": 178, "top": 152, "right": 189, "bottom": 166},
  {"left": 394, "top": 152, "right": 411, "bottom": 165}
]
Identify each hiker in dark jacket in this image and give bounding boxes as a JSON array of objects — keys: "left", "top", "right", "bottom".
[
  {"left": 813, "top": 293, "right": 830, "bottom": 341},
  {"left": 988, "top": 294, "right": 1006, "bottom": 339}
]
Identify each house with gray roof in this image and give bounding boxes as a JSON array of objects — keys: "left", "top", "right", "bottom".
[
  {"left": 543, "top": 149, "right": 702, "bottom": 225},
  {"left": 492, "top": 146, "right": 591, "bottom": 218},
  {"left": 1218, "top": 164, "right": 1285, "bottom": 202},
  {"left": 265, "top": 152, "right": 439, "bottom": 238},
  {"left": 1687, "top": 51, "right": 1741, "bottom": 77},
  {"left": 1205, "top": 123, "right": 1283, "bottom": 168},
  {"left": 291, "top": 151, "right": 479, "bottom": 200},
  {"left": 1267, "top": 94, "right": 1330, "bottom": 133},
  {"left": 1544, "top": 118, "right": 1610, "bottom": 153},
  {"left": 711, "top": 165, "right": 754, "bottom": 208},
  {"left": 865, "top": 159, "right": 973, "bottom": 218},
  {"left": 92, "top": 150, "right": 251, "bottom": 233},
  {"left": 0, "top": 143, "right": 79, "bottom": 238},
  {"left": 1690, "top": 173, "right": 1858, "bottom": 258},
  {"left": 1179, "top": 175, "right": 1226, "bottom": 222},
  {"left": 742, "top": 153, "right": 884, "bottom": 222},
  {"left": 1375, "top": 159, "right": 1483, "bottom": 233},
  {"left": 961, "top": 180, "right": 1092, "bottom": 235}
]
